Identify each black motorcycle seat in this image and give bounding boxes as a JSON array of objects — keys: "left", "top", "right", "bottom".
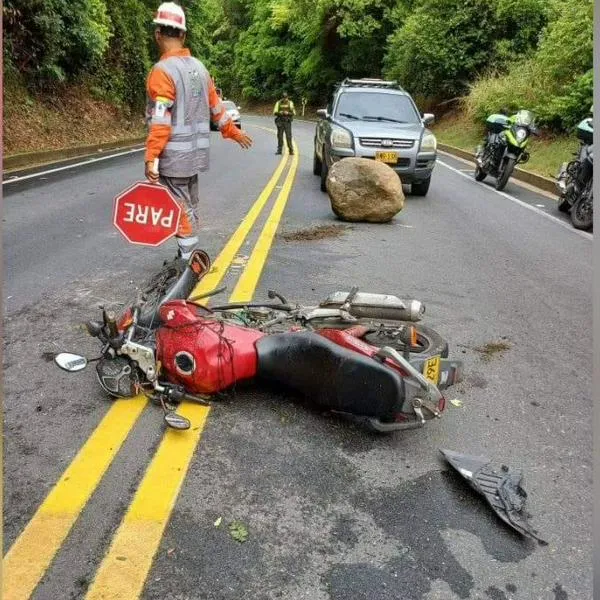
[{"left": 255, "top": 331, "right": 404, "bottom": 419}]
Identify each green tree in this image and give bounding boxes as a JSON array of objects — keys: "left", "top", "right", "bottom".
[
  {"left": 465, "top": 0, "right": 593, "bottom": 130},
  {"left": 93, "top": 0, "right": 152, "bottom": 109},
  {"left": 4, "top": 0, "right": 111, "bottom": 85}
]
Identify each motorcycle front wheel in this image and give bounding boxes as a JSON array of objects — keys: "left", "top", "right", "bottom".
[
  {"left": 495, "top": 157, "right": 516, "bottom": 191},
  {"left": 474, "top": 165, "right": 487, "bottom": 181},
  {"left": 141, "top": 258, "right": 186, "bottom": 307}
]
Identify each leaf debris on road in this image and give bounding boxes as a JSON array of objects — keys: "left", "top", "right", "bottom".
[
  {"left": 458, "top": 339, "right": 512, "bottom": 362},
  {"left": 228, "top": 520, "right": 249, "bottom": 543},
  {"left": 279, "top": 224, "right": 349, "bottom": 242}
]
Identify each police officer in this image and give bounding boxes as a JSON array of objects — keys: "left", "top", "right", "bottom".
[{"left": 273, "top": 92, "right": 296, "bottom": 155}]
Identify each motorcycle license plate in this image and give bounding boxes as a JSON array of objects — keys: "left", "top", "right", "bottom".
[
  {"left": 423, "top": 355, "right": 441, "bottom": 385},
  {"left": 375, "top": 151, "right": 398, "bottom": 164}
]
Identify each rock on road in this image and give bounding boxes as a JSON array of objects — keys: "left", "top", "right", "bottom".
[{"left": 3, "top": 117, "right": 592, "bottom": 600}]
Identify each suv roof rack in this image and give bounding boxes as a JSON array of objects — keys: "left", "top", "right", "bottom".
[{"left": 340, "top": 78, "right": 404, "bottom": 91}]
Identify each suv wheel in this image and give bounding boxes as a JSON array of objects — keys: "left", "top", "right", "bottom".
[
  {"left": 411, "top": 177, "right": 431, "bottom": 196},
  {"left": 313, "top": 147, "right": 322, "bottom": 176},
  {"left": 320, "top": 151, "right": 329, "bottom": 192}
]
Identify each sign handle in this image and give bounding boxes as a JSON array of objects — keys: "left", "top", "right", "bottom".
[{"left": 153, "top": 158, "right": 159, "bottom": 177}]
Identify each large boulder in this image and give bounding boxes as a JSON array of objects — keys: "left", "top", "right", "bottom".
[{"left": 326, "top": 157, "right": 404, "bottom": 223}]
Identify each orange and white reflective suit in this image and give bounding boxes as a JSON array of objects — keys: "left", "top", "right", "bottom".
[{"left": 145, "top": 47, "right": 244, "bottom": 258}]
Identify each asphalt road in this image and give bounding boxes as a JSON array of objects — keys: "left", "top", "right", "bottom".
[{"left": 3, "top": 117, "right": 592, "bottom": 600}]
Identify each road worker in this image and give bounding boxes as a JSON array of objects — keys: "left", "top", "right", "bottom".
[
  {"left": 145, "top": 2, "right": 252, "bottom": 260},
  {"left": 273, "top": 92, "right": 296, "bottom": 155}
]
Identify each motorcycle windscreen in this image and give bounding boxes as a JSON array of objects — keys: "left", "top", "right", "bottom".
[{"left": 514, "top": 109, "right": 534, "bottom": 127}]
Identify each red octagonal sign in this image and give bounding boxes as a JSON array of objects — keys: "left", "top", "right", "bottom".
[{"left": 113, "top": 181, "right": 182, "bottom": 246}]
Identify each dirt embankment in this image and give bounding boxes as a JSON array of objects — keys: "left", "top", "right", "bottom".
[{"left": 3, "top": 80, "right": 146, "bottom": 157}]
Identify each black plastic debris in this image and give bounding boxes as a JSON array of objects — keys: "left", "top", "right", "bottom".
[{"left": 440, "top": 449, "right": 547, "bottom": 545}]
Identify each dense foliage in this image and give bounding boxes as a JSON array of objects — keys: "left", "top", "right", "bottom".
[
  {"left": 464, "top": 0, "right": 593, "bottom": 130},
  {"left": 3, "top": 0, "right": 592, "bottom": 131}
]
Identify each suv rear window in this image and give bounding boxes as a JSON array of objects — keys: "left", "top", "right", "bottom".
[{"left": 335, "top": 92, "right": 420, "bottom": 124}]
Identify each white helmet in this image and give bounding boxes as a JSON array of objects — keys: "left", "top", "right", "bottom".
[{"left": 153, "top": 2, "right": 186, "bottom": 31}]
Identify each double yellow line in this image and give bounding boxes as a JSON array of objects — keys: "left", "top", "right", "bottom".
[{"left": 3, "top": 140, "right": 299, "bottom": 600}]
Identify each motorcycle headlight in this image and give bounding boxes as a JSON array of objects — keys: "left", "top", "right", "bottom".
[
  {"left": 420, "top": 132, "right": 437, "bottom": 152},
  {"left": 331, "top": 127, "right": 353, "bottom": 149},
  {"left": 515, "top": 127, "right": 528, "bottom": 143}
]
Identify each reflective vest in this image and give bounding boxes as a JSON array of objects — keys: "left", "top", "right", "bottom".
[
  {"left": 147, "top": 55, "right": 212, "bottom": 177},
  {"left": 274, "top": 99, "right": 295, "bottom": 117}
]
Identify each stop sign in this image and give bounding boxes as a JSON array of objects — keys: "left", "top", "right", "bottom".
[{"left": 113, "top": 181, "right": 182, "bottom": 246}]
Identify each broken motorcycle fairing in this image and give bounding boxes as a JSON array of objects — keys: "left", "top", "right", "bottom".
[{"left": 440, "top": 449, "right": 547, "bottom": 544}]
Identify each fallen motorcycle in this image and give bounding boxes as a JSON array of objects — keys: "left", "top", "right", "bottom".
[{"left": 54, "top": 250, "right": 463, "bottom": 432}]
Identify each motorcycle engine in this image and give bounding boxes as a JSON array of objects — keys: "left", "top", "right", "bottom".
[{"left": 96, "top": 356, "right": 142, "bottom": 398}]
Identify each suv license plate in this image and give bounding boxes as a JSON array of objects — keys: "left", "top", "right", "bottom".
[{"left": 375, "top": 151, "right": 398, "bottom": 164}]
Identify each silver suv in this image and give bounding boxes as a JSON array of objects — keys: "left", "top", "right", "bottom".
[{"left": 313, "top": 79, "right": 437, "bottom": 196}]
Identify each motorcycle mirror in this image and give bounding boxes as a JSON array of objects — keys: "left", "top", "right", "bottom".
[
  {"left": 54, "top": 353, "right": 88, "bottom": 372},
  {"left": 164, "top": 411, "right": 191, "bottom": 430}
]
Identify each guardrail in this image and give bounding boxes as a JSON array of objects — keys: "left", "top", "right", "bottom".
[{"left": 3, "top": 137, "right": 146, "bottom": 174}]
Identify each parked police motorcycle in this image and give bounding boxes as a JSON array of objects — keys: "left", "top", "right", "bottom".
[
  {"left": 556, "top": 110, "right": 593, "bottom": 230},
  {"left": 475, "top": 110, "right": 538, "bottom": 191},
  {"left": 54, "top": 250, "right": 463, "bottom": 433}
]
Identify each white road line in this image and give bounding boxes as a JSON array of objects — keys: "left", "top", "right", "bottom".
[
  {"left": 437, "top": 149, "right": 558, "bottom": 199},
  {"left": 437, "top": 159, "right": 593, "bottom": 241},
  {"left": 3, "top": 147, "right": 145, "bottom": 185}
]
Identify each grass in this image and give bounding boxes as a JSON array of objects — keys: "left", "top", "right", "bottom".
[{"left": 432, "top": 111, "right": 577, "bottom": 179}]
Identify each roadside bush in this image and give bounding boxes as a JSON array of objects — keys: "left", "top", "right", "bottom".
[
  {"left": 3, "top": 0, "right": 591, "bottom": 136},
  {"left": 383, "top": 0, "right": 546, "bottom": 101},
  {"left": 464, "top": 0, "right": 593, "bottom": 131},
  {"left": 3, "top": 0, "right": 111, "bottom": 86},
  {"left": 93, "top": 0, "right": 152, "bottom": 110}
]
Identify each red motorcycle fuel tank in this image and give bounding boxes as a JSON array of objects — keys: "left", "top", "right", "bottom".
[{"left": 155, "top": 301, "right": 264, "bottom": 394}]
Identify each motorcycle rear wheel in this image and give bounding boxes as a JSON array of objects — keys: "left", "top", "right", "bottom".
[
  {"left": 570, "top": 192, "right": 593, "bottom": 230},
  {"left": 311, "top": 319, "right": 449, "bottom": 360}
]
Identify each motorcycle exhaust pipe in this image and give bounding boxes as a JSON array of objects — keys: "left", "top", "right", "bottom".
[
  {"left": 319, "top": 293, "right": 425, "bottom": 322},
  {"left": 346, "top": 299, "right": 425, "bottom": 322}
]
